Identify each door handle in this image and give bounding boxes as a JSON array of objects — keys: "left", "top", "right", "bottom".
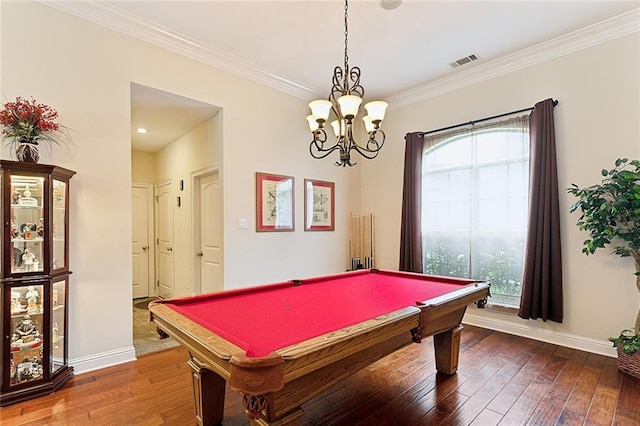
[
  {"left": 167, "top": 247, "right": 173, "bottom": 252},
  {"left": 196, "top": 251, "right": 203, "bottom": 257},
  {"left": 142, "top": 246, "right": 148, "bottom": 251}
]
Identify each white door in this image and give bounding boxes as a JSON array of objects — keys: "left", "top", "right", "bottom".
[
  {"left": 195, "top": 171, "right": 223, "bottom": 294},
  {"left": 132, "top": 184, "right": 153, "bottom": 299},
  {"left": 156, "top": 182, "right": 174, "bottom": 299}
]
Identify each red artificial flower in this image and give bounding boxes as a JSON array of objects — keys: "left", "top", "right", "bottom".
[{"left": 0, "top": 97, "right": 62, "bottom": 144}]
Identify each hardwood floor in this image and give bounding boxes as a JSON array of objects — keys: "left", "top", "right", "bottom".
[{"left": 1, "top": 325, "right": 638, "bottom": 425}]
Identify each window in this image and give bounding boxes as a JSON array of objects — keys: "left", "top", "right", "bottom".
[{"left": 421, "top": 116, "right": 529, "bottom": 307}]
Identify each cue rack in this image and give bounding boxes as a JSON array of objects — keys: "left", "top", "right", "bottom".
[{"left": 348, "top": 213, "right": 375, "bottom": 271}]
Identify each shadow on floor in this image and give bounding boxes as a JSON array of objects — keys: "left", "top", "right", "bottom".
[{"left": 132, "top": 297, "right": 180, "bottom": 357}]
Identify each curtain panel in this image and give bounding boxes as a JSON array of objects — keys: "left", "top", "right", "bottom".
[
  {"left": 518, "top": 98, "right": 563, "bottom": 322},
  {"left": 399, "top": 132, "right": 424, "bottom": 272}
]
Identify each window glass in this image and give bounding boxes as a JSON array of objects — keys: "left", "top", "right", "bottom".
[{"left": 422, "top": 121, "right": 528, "bottom": 307}]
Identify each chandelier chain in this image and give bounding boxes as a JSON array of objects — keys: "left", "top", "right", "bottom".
[{"left": 344, "top": 0, "right": 349, "bottom": 73}]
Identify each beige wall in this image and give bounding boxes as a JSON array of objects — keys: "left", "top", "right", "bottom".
[
  {"left": 131, "top": 150, "right": 156, "bottom": 183},
  {"left": 1, "top": 1, "right": 353, "bottom": 372},
  {"left": 361, "top": 33, "right": 640, "bottom": 355}
]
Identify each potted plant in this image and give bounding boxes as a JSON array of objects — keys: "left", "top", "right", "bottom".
[
  {"left": 568, "top": 158, "right": 640, "bottom": 378},
  {"left": 0, "top": 97, "right": 69, "bottom": 163}
]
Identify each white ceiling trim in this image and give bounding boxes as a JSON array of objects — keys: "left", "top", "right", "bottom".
[
  {"left": 41, "top": 0, "right": 317, "bottom": 99},
  {"left": 42, "top": 2, "right": 639, "bottom": 110},
  {"left": 387, "top": 8, "right": 640, "bottom": 110}
]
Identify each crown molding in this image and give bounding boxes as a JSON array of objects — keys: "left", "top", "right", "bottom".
[
  {"left": 39, "top": 0, "right": 318, "bottom": 100},
  {"left": 387, "top": 8, "right": 640, "bottom": 110},
  {"left": 40, "top": 2, "right": 638, "bottom": 108}
]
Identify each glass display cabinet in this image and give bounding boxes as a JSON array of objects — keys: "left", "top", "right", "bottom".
[{"left": 0, "top": 160, "right": 75, "bottom": 406}]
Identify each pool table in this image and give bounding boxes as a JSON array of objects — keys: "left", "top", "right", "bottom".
[{"left": 149, "top": 269, "right": 489, "bottom": 426}]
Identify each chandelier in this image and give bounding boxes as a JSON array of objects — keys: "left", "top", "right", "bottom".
[{"left": 306, "top": 0, "right": 388, "bottom": 167}]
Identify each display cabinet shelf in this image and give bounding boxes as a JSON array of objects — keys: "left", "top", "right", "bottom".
[{"left": 0, "top": 160, "right": 75, "bottom": 406}]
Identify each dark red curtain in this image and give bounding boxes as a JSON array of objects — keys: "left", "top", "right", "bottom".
[
  {"left": 518, "top": 99, "right": 563, "bottom": 322},
  {"left": 399, "top": 132, "right": 424, "bottom": 273}
]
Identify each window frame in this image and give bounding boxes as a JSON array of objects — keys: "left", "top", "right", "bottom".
[{"left": 421, "top": 119, "right": 530, "bottom": 309}]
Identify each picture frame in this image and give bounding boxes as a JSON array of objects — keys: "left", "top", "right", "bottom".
[
  {"left": 256, "top": 172, "right": 295, "bottom": 232},
  {"left": 304, "top": 179, "right": 335, "bottom": 231}
]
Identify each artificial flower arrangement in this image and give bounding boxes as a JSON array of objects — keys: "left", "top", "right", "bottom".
[{"left": 0, "top": 97, "right": 69, "bottom": 162}]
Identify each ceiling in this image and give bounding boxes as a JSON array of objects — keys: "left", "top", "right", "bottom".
[
  {"left": 46, "top": 1, "right": 639, "bottom": 152},
  {"left": 130, "top": 84, "right": 220, "bottom": 152}
]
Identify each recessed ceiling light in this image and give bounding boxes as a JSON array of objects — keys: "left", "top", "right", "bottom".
[
  {"left": 136, "top": 128, "right": 148, "bottom": 134},
  {"left": 381, "top": 0, "right": 402, "bottom": 10}
]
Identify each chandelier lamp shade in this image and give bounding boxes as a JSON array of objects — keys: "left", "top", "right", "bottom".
[{"left": 306, "top": 0, "right": 388, "bottom": 167}]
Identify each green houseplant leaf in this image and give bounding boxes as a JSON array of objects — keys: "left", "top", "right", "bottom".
[
  {"left": 568, "top": 158, "right": 640, "bottom": 352},
  {"left": 609, "top": 330, "right": 640, "bottom": 354}
]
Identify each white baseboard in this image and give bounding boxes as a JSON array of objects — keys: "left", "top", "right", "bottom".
[
  {"left": 70, "top": 346, "right": 137, "bottom": 375},
  {"left": 463, "top": 312, "right": 617, "bottom": 358}
]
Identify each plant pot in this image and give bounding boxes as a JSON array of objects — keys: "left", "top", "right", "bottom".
[
  {"left": 616, "top": 344, "right": 640, "bottom": 379},
  {"left": 16, "top": 143, "right": 39, "bottom": 163}
]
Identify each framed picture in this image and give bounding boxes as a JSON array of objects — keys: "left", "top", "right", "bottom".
[
  {"left": 256, "top": 172, "right": 295, "bottom": 232},
  {"left": 304, "top": 179, "right": 335, "bottom": 231}
]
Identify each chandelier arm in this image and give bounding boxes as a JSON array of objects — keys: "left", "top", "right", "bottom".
[
  {"left": 311, "top": 128, "right": 327, "bottom": 146},
  {"left": 366, "top": 130, "right": 385, "bottom": 151},
  {"left": 331, "top": 67, "right": 346, "bottom": 97},
  {"left": 309, "top": 129, "right": 343, "bottom": 159},
  {"left": 347, "top": 67, "right": 364, "bottom": 98},
  {"left": 349, "top": 144, "right": 381, "bottom": 160},
  {"left": 310, "top": 143, "right": 342, "bottom": 159},
  {"left": 356, "top": 130, "right": 386, "bottom": 153},
  {"left": 347, "top": 130, "right": 386, "bottom": 160},
  {"left": 311, "top": 146, "right": 342, "bottom": 160}
]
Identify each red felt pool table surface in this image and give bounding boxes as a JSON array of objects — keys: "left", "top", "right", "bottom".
[{"left": 163, "top": 269, "right": 480, "bottom": 357}]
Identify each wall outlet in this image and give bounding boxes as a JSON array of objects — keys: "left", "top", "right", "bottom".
[{"left": 238, "top": 219, "right": 248, "bottom": 229}]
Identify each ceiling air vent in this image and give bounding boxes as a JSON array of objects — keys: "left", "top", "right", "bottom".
[{"left": 451, "top": 53, "right": 479, "bottom": 68}]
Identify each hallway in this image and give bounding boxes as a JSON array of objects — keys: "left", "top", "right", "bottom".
[{"left": 132, "top": 297, "right": 180, "bottom": 356}]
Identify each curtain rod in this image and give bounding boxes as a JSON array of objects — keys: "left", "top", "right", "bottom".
[{"left": 417, "top": 99, "right": 558, "bottom": 138}]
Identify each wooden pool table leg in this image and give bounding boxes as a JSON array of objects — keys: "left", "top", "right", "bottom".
[
  {"left": 187, "top": 357, "right": 225, "bottom": 426},
  {"left": 250, "top": 406, "right": 304, "bottom": 426},
  {"left": 433, "top": 325, "right": 463, "bottom": 375}
]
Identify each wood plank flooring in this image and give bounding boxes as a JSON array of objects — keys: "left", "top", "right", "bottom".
[{"left": 1, "top": 325, "right": 638, "bottom": 425}]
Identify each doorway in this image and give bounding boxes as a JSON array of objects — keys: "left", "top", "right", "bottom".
[
  {"left": 132, "top": 183, "right": 154, "bottom": 299},
  {"left": 130, "top": 83, "right": 221, "bottom": 356},
  {"left": 156, "top": 180, "right": 174, "bottom": 299},
  {"left": 193, "top": 169, "right": 223, "bottom": 294}
]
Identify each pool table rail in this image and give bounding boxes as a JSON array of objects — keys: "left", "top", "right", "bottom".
[
  {"left": 278, "top": 306, "right": 421, "bottom": 380},
  {"left": 149, "top": 302, "right": 242, "bottom": 376},
  {"left": 277, "top": 305, "right": 421, "bottom": 359},
  {"left": 416, "top": 282, "right": 491, "bottom": 338}
]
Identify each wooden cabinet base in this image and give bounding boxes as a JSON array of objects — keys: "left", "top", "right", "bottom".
[{"left": 0, "top": 366, "right": 73, "bottom": 407}]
